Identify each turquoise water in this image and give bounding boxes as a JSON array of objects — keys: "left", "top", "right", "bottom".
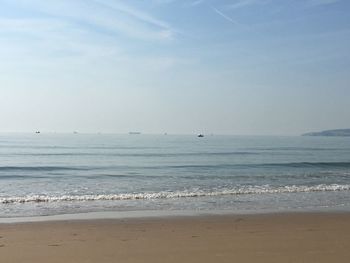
[{"left": 1, "top": 133, "right": 350, "bottom": 217}]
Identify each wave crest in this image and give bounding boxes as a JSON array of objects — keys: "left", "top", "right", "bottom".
[{"left": 1, "top": 184, "right": 350, "bottom": 204}]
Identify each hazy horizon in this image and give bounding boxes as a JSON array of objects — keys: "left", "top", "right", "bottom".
[
  {"left": 1, "top": 0, "right": 349, "bottom": 135},
  {"left": 1, "top": 129, "right": 350, "bottom": 137}
]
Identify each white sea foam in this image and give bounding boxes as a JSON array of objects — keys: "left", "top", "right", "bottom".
[{"left": 1, "top": 184, "right": 350, "bottom": 204}]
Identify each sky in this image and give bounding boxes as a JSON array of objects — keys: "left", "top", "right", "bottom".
[{"left": 0, "top": 0, "right": 349, "bottom": 135}]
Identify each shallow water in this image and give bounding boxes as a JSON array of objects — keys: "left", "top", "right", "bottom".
[{"left": 0, "top": 133, "right": 350, "bottom": 217}]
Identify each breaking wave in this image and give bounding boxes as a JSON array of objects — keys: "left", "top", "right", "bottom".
[{"left": 1, "top": 184, "right": 350, "bottom": 204}]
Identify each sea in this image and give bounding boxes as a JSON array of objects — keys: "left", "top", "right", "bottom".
[{"left": 1, "top": 133, "right": 350, "bottom": 219}]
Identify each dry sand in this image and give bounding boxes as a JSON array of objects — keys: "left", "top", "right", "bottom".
[{"left": 1, "top": 213, "right": 350, "bottom": 263}]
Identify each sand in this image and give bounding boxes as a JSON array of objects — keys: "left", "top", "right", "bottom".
[{"left": 1, "top": 213, "right": 350, "bottom": 263}]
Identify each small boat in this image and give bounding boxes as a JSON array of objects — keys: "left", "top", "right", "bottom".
[
  {"left": 35, "top": 131, "right": 40, "bottom": 134},
  {"left": 197, "top": 134, "right": 204, "bottom": 137},
  {"left": 129, "top": 132, "right": 141, "bottom": 135}
]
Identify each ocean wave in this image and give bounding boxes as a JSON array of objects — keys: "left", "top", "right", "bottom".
[
  {"left": 260, "top": 162, "right": 350, "bottom": 168},
  {"left": 0, "top": 151, "right": 259, "bottom": 157},
  {"left": 1, "top": 184, "right": 350, "bottom": 204},
  {"left": 248, "top": 147, "right": 350, "bottom": 151},
  {"left": 1, "top": 161, "right": 349, "bottom": 173},
  {"left": 164, "top": 162, "right": 350, "bottom": 169},
  {"left": 0, "top": 166, "right": 90, "bottom": 172}
]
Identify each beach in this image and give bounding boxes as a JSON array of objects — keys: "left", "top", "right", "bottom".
[{"left": 1, "top": 213, "right": 350, "bottom": 263}]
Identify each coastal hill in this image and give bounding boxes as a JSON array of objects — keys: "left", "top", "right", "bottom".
[{"left": 302, "top": 129, "right": 350, "bottom": 137}]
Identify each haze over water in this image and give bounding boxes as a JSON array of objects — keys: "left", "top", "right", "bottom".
[{"left": 1, "top": 133, "right": 350, "bottom": 218}]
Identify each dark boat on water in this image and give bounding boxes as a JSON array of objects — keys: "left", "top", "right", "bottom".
[{"left": 129, "top": 132, "right": 141, "bottom": 135}]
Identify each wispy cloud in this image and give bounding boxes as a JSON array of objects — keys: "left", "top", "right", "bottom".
[
  {"left": 95, "top": 0, "right": 171, "bottom": 29},
  {"left": 0, "top": 0, "right": 182, "bottom": 74},
  {"left": 0, "top": 16, "right": 121, "bottom": 66},
  {"left": 189, "top": 0, "right": 205, "bottom": 7},
  {"left": 212, "top": 7, "right": 240, "bottom": 25},
  {"left": 151, "top": 0, "right": 176, "bottom": 4},
  {"left": 307, "top": 0, "right": 341, "bottom": 6},
  {"left": 4, "top": 0, "right": 174, "bottom": 41},
  {"left": 228, "top": 0, "right": 260, "bottom": 10}
]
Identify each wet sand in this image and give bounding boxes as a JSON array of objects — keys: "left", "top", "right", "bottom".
[{"left": 1, "top": 213, "right": 350, "bottom": 263}]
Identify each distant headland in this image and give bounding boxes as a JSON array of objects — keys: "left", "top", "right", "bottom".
[{"left": 302, "top": 129, "right": 350, "bottom": 137}]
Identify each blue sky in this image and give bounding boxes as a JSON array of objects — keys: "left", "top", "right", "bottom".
[{"left": 0, "top": 0, "right": 349, "bottom": 135}]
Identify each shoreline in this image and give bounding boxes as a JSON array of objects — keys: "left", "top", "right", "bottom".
[
  {"left": 1, "top": 206, "right": 350, "bottom": 224},
  {"left": 1, "top": 212, "right": 350, "bottom": 262}
]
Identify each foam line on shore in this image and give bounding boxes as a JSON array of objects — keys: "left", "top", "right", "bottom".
[{"left": 1, "top": 183, "right": 349, "bottom": 204}]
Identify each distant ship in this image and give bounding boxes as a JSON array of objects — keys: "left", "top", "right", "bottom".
[
  {"left": 197, "top": 134, "right": 204, "bottom": 138},
  {"left": 35, "top": 131, "right": 40, "bottom": 134},
  {"left": 129, "top": 132, "right": 141, "bottom": 135}
]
